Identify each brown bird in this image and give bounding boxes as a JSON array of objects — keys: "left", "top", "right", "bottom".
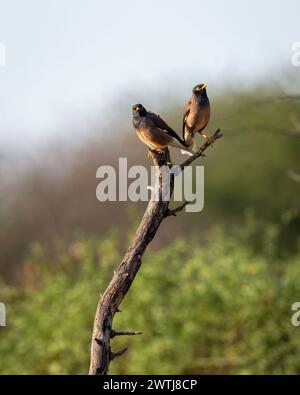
[
  {"left": 182, "top": 83, "right": 211, "bottom": 151},
  {"left": 132, "top": 104, "right": 194, "bottom": 155}
]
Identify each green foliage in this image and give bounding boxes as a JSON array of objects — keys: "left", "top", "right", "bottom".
[{"left": 1, "top": 222, "right": 300, "bottom": 374}]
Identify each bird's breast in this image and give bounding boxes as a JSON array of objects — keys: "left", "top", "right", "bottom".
[
  {"left": 187, "top": 100, "right": 210, "bottom": 133},
  {"left": 132, "top": 116, "right": 143, "bottom": 129}
]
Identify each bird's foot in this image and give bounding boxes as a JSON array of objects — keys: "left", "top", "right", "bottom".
[
  {"left": 202, "top": 134, "right": 214, "bottom": 147},
  {"left": 193, "top": 140, "right": 206, "bottom": 157},
  {"left": 196, "top": 145, "right": 206, "bottom": 157},
  {"left": 192, "top": 138, "right": 205, "bottom": 156}
]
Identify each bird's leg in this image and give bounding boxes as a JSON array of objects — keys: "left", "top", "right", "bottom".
[
  {"left": 147, "top": 149, "right": 155, "bottom": 159},
  {"left": 165, "top": 149, "right": 172, "bottom": 166},
  {"left": 202, "top": 133, "right": 214, "bottom": 147}
]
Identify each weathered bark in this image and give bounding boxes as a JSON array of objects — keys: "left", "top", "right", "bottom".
[{"left": 89, "top": 129, "right": 222, "bottom": 375}]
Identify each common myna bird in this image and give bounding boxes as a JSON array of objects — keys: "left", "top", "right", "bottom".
[
  {"left": 132, "top": 104, "right": 194, "bottom": 155},
  {"left": 182, "top": 83, "right": 211, "bottom": 151}
]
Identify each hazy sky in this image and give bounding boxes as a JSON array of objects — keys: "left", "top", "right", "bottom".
[{"left": 0, "top": 0, "right": 299, "bottom": 148}]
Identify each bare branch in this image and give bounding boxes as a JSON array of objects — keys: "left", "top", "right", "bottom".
[
  {"left": 110, "top": 347, "right": 128, "bottom": 361},
  {"left": 164, "top": 200, "right": 195, "bottom": 218},
  {"left": 179, "top": 129, "right": 222, "bottom": 171},
  {"left": 89, "top": 129, "right": 223, "bottom": 375},
  {"left": 110, "top": 330, "right": 143, "bottom": 338}
]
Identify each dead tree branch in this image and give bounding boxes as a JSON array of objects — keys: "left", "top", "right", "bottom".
[
  {"left": 110, "top": 330, "right": 143, "bottom": 338},
  {"left": 164, "top": 200, "right": 195, "bottom": 217},
  {"left": 89, "top": 128, "right": 222, "bottom": 375}
]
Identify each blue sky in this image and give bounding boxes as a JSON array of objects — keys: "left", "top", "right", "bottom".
[{"left": 0, "top": 0, "right": 299, "bottom": 149}]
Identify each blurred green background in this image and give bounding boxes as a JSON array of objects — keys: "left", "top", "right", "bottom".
[
  {"left": 1, "top": 84, "right": 300, "bottom": 374},
  {"left": 1, "top": 0, "right": 300, "bottom": 375}
]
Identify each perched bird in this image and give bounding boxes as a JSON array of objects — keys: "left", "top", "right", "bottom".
[
  {"left": 182, "top": 83, "right": 211, "bottom": 151},
  {"left": 132, "top": 104, "right": 194, "bottom": 155}
]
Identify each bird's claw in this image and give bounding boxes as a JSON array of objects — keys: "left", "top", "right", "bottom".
[
  {"left": 192, "top": 138, "right": 205, "bottom": 156},
  {"left": 196, "top": 146, "right": 206, "bottom": 157},
  {"left": 203, "top": 134, "right": 214, "bottom": 147}
]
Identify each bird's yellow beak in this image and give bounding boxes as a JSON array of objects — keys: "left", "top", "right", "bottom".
[
  {"left": 133, "top": 106, "right": 140, "bottom": 112},
  {"left": 195, "top": 83, "right": 208, "bottom": 91}
]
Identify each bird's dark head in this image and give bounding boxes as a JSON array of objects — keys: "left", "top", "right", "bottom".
[
  {"left": 193, "top": 83, "right": 208, "bottom": 97},
  {"left": 132, "top": 104, "right": 147, "bottom": 117}
]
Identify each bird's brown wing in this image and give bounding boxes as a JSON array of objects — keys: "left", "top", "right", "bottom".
[
  {"left": 137, "top": 117, "right": 185, "bottom": 150},
  {"left": 182, "top": 98, "right": 191, "bottom": 139},
  {"left": 147, "top": 111, "right": 184, "bottom": 144}
]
